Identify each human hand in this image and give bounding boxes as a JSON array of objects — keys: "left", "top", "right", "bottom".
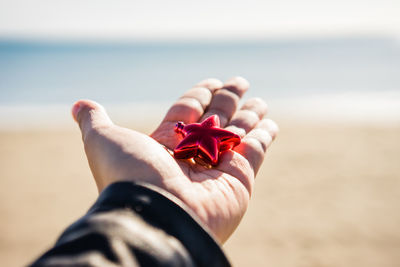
[{"left": 72, "top": 77, "right": 278, "bottom": 243}]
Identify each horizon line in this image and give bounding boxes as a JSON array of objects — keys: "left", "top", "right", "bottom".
[{"left": 0, "top": 32, "right": 398, "bottom": 45}]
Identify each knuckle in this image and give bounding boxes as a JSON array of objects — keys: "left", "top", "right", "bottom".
[
  {"left": 263, "top": 119, "right": 279, "bottom": 139},
  {"left": 224, "top": 76, "right": 250, "bottom": 96},
  {"left": 250, "top": 97, "right": 268, "bottom": 109},
  {"left": 215, "top": 88, "right": 240, "bottom": 99},
  {"left": 211, "top": 89, "right": 239, "bottom": 110},
  {"left": 245, "top": 137, "right": 267, "bottom": 155},
  {"left": 239, "top": 109, "right": 260, "bottom": 120},
  {"left": 225, "top": 125, "right": 246, "bottom": 137},
  {"left": 247, "top": 129, "right": 272, "bottom": 152},
  {"left": 165, "top": 98, "right": 203, "bottom": 122},
  {"left": 181, "top": 87, "right": 212, "bottom": 109},
  {"left": 196, "top": 78, "right": 223, "bottom": 91},
  {"left": 230, "top": 110, "right": 259, "bottom": 130},
  {"left": 174, "top": 98, "right": 203, "bottom": 113},
  {"left": 242, "top": 98, "right": 268, "bottom": 118}
]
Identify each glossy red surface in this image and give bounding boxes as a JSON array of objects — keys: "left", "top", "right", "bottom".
[{"left": 173, "top": 115, "right": 241, "bottom": 166}]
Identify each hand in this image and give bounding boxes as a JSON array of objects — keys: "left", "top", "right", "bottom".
[{"left": 72, "top": 77, "right": 278, "bottom": 243}]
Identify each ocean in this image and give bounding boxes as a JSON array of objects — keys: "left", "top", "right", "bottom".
[{"left": 1, "top": 37, "right": 399, "bottom": 128}]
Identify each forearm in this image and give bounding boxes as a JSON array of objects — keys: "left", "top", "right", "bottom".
[{"left": 30, "top": 182, "right": 230, "bottom": 267}]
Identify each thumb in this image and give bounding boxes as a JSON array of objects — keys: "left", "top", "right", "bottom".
[{"left": 71, "top": 100, "right": 113, "bottom": 140}]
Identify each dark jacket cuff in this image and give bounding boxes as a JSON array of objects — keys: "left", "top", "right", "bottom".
[{"left": 80, "top": 182, "right": 230, "bottom": 267}]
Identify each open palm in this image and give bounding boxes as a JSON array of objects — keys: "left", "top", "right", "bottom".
[{"left": 73, "top": 77, "right": 278, "bottom": 243}]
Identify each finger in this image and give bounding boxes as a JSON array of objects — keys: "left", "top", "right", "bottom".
[
  {"left": 71, "top": 99, "right": 113, "bottom": 141},
  {"left": 216, "top": 150, "right": 255, "bottom": 195},
  {"left": 194, "top": 78, "right": 224, "bottom": 91},
  {"left": 161, "top": 78, "right": 223, "bottom": 124},
  {"left": 201, "top": 76, "right": 249, "bottom": 127},
  {"left": 225, "top": 97, "right": 268, "bottom": 137},
  {"left": 234, "top": 119, "right": 279, "bottom": 174}
]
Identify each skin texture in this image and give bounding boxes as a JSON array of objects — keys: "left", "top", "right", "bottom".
[{"left": 72, "top": 77, "right": 279, "bottom": 243}]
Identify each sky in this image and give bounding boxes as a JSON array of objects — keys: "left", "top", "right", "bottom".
[{"left": 0, "top": 0, "right": 399, "bottom": 40}]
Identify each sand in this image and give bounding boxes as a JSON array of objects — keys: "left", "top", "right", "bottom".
[{"left": 0, "top": 120, "right": 399, "bottom": 267}]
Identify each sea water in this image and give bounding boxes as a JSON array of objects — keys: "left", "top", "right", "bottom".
[{"left": 0, "top": 37, "right": 399, "bottom": 128}]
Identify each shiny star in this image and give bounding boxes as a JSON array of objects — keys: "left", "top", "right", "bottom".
[{"left": 173, "top": 115, "right": 241, "bottom": 166}]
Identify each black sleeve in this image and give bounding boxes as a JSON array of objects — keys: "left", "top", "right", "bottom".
[{"left": 30, "top": 182, "right": 230, "bottom": 267}]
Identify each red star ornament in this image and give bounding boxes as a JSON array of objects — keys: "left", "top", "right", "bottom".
[{"left": 173, "top": 115, "right": 241, "bottom": 166}]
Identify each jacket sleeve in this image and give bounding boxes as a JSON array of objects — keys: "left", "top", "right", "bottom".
[{"left": 30, "top": 182, "right": 230, "bottom": 267}]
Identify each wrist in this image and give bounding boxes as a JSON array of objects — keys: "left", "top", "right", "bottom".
[{"left": 90, "top": 181, "right": 231, "bottom": 266}]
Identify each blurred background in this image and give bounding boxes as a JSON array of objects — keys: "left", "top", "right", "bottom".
[{"left": 0, "top": 0, "right": 399, "bottom": 266}]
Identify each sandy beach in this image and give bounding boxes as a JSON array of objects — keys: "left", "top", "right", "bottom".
[
  {"left": 1, "top": 119, "right": 399, "bottom": 267},
  {"left": 1, "top": 1, "right": 400, "bottom": 265}
]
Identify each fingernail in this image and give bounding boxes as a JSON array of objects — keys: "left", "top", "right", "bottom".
[{"left": 71, "top": 102, "right": 83, "bottom": 122}]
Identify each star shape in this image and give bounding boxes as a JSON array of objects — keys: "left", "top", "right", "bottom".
[{"left": 173, "top": 115, "right": 241, "bottom": 166}]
